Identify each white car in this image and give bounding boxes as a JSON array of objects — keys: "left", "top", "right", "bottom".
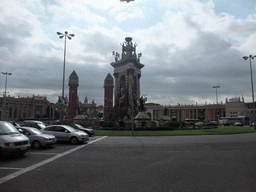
[
  {"left": 41, "top": 125, "right": 89, "bottom": 144},
  {"left": 195, "top": 122, "right": 204, "bottom": 126},
  {"left": 0, "top": 121, "right": 30, "bottom": 156}
]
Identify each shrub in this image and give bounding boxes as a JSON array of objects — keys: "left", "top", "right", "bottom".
[
  {"left": 103, "top": 120, "right": 116, "bottom": 128},
  {"left": 162, "top": 121, "right": 181, "bottom": 128}
]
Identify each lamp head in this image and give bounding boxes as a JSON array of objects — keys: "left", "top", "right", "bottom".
[
  {"left": 57, "top": 32, "right": 62, "bottom": 35},
  {"left": 243, "top": 56, "right": 248, "bottom": 60}
]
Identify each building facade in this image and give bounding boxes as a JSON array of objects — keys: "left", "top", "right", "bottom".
[
  {"left": 145, "top": 97, "right": 255, "bottom": 123},
  {"left": 225, "top": 97, "right": 247, "bottom": 117},
  {"left": 0, "top": 94, "right": 55, "bottom": 121},
  {"left": 146, "top": 103, "right": 225, "bottom": 122}
]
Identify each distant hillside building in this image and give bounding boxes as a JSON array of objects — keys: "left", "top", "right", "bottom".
[{"left": 79, "top": 96, "right": 96, "bottom": 115}]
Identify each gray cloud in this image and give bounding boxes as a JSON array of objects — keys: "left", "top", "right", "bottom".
[{"left": 1, "top": 0, "right": 256, "bottom": 107}]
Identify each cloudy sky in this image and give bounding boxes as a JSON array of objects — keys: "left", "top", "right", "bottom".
[{"left": 1, "top": 0, "right": 256, "bottom": 106}]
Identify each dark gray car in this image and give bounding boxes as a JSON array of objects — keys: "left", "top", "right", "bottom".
[{"left": 70, "top": 124, "right": 95, "bottom": 137}]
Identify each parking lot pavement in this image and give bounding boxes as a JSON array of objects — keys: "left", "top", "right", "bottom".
[
  {"left": 1, "top": 134, "right": 256, "bottom": 191},
  {"left": 0, "top": 136, "right": 107, "bottom": 182}
]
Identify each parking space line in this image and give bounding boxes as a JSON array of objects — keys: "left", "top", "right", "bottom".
[
  {"left": 29, "top": 152, "right": 60, "bottom": 155},
  {"left": 0, "top": 167, "right": 22, "bottom": 170},
  {"left": 0, "top": 136, "right": 108, "bottom": 185}
]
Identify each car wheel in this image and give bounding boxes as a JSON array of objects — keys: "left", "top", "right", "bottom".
[
  {"left": 70, "top": 137, "right": 78, "bottom": 145},
  {"left": 32, "top": 140, "right": 41, "bottom": 149}
]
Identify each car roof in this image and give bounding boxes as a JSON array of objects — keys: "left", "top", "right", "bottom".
[
  {"left": 23, "top": 120, "right": 44, "bottom": 123},
  {"left": 19, "top": 127, "right": 39, "bottom": 131}
]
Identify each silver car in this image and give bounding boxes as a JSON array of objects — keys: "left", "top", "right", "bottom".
[
  {"left": 21, "top": 120, "right": 46, "bottom": 130},
  {"left": 41, "top": 125, "right": 89, "bottom": 144},
  {"left": 70, "top": 124, "right": 95, "bottom": 137},
  {"left": 17, "top": 127, "right": 57, "bottom": 149},
  {"left": 0, "top": 121, "right": 30, "bottom": 156}
]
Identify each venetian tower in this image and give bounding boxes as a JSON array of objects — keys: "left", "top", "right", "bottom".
[
  {"left": 103, "top": 73, "right": 114, "bottom": 119},
  {"left": 110, "top": 37, "right": 144, "bottom": 118},
  {"left": 68, "top": 71, "right": 79, "bottom": 118}
]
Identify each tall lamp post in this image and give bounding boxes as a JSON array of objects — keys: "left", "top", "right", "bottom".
[
  {"left": 2, "top": 72, "right": 12, "bottom": 120},
  {"left": 57, "top": 31, "right": 75, "bottom": 124},
  {"left": 213, "top": 85, "right": 220, "bottom": 104},
  {"left": 243, "top": 55, "right": 256, "bottom": 129}
]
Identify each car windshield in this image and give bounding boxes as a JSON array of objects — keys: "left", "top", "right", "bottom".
[
  {"left": 29, "top": 128, "right": 43, "bottom": 135},
  {"left": 0, "top": 122, "right": 20, "bottom": 135},
  {"left": 75, "top": 124, "right": 84, "bottom": 129},
  {"left": 37, "top": 123, "right": 46, "bottom": 129},
  {"left": 64, "top": 125, "right": 79, "bottom": 132}
]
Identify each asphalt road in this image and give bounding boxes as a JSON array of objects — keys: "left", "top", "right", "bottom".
[{"left": 1, "top": 133, "right": 256, "bottom": 192}]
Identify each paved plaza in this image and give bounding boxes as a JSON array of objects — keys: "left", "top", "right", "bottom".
[{"left": 1, "top": 134, "right": 256, "bottom": 191}]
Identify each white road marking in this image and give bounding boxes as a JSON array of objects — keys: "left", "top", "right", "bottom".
[
  {"left": 0, "top": 167, "right": 22, "bottom": 170},
  {"left": 0, "top": 136, "right": 108, "bottom": 184},
  {"left": 29, "top": 152, "right": 59, "bottom": 155}
]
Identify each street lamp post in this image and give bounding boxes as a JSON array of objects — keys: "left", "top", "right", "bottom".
[
  {"left": 243, "top": 55, "right": 256, "bottom": 129},
  {"left": 2, "top": 72, "right": 12, "bottom": 120},
  {"left": 57, "top": 31, "right": 75, "bottom": 124},
  {"left": 213, "top": 85, "right": 220, "bottom": 104}
]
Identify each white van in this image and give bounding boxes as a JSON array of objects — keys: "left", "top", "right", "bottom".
[{"left": 0, "top": 121, "right": 30, "bottom": 156}]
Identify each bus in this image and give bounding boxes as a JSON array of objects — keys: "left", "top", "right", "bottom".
[{"left": 219, "top": 116, "right": 249, "bottom": 126}]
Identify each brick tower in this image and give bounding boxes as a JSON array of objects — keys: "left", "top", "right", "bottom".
[
  {"left": 104, "top": 73, "right": 114, "bottom": 119},
  {"left": 68, "top": 71, "right": 79, "bottom": 118}
]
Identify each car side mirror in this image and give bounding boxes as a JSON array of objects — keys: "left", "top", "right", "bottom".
[{"left": 65, "top": 130, "right": 69, "bottom": 133}]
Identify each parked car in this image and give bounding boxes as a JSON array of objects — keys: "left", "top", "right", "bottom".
[
  {"left": 10, "top": 121, "right": 21, "bottom": 127},
  {"left": 234, "top": 122, "right": 243, "bottom": 126},
  {"left": 21, "top": 120, "right": 46, "bottom": 130},
  {"left": 41, "top": 125, "right": 89, "bottom": 144},
  {"left": 195, "top": 122, "right": 204, "bottom": 126},
  {"left": 69, "top": 124, "right": 95, "bottom": 137},
  {"left": 0, "top": 121, "right": 30, "bottom": 156},
  {"left": 206, "top": 121, "right": 218, "bottom": 125},
  {"left": 17, "top": 127, "right": 57, "bottom": 149}
]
